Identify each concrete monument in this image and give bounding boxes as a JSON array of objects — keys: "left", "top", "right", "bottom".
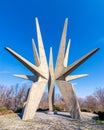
[{"left": 5, "top": 18, "right": 99, "bottom": 120}]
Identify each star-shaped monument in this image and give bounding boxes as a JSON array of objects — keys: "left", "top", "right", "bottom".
[{"left": 5, "top": 18, "right": 99, "bottom": 120}]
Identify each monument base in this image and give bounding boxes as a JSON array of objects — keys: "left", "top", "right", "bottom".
[{"left": 45, "top": 111, "right": 99, "bottom": 120}]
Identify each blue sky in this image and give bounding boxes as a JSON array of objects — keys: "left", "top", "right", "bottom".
[{"left": 0, "top": 0, "right": 104, "bottom": 98}]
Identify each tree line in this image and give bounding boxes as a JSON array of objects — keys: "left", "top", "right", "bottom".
[{"left": 0, "top": 84, "right": 104, "bottom": 112}]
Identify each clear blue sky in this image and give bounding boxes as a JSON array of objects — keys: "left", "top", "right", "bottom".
[{"left": 0, "top": 0, "right": 104, "bottom": 98}]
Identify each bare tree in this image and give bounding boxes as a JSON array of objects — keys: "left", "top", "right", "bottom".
[
  {"left": 39, "top": 92, "right": 49, "bottom": 109},
  {"left": 0, "top": 84, "right": 28, "bottom": 111},
  {"left": 0, "top": 84, "right": 104, "bottom": 113},
  {"left": 14, "top": 84, "right": 28, "bottom": 111},
  {"left": 84, "top": 95, "right": 98, "bottom": 111},
  {"left": 78, "top": 97, "right": 85, "bottom": 109},
  {"left": 94, "top": 88, "right": 104, "bottom": 110}
]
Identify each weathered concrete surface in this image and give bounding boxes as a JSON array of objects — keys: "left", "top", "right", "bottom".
[
  {"left": 64, "top": 39, "right": 70, "bottom": 67},
  {"left": 48, "top": 48, "right": 55, "bottom": 111},
  {"left": 13, "top": 74, "right": 38, "bottom": 82},
  {"left": 65, "top": 74, "right": 88, "bottom": 81},
  {"left": 22, "top": 78, "right": 48, "bottom": 120},
  {"left": 32, "top": 38, "right": 40, "bottom": 66},
  {"left": 56, "top": 80, "right": 82, "bottom": 120},
  {"left": 55, "top": 18, "right": 68, "bottom": 79}
]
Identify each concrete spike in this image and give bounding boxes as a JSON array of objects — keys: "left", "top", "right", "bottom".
[
  {"left": 35, "top": 18, "right": 49, "bottom": 79},
  {"left": 49, "top": 47, "right": 54, "bottom": 72},
  {"left": 55, "top": 18, "right": 68, "bottom": 77},
  {"left": 35, "top": 18, "right": 48, "bottom": 66},
  {"left": 22, "top": 78, "right": 48, "bottom": 120},
  {"left": 48, "top": 47, "right": 55, "bottom": 111},
  {"left": 5, "top": 47, "right": 47, "bottom": 79},
  {"left": 56, "top": 48, "right": 99, "bottom": 79},
  {"left": 13, "top": 74, "right": 38, "bottom": 82},
  {"left": 56, "top": 80, "right": 82, "bottom": 120},
  {"left": 65, "top": 74, "right": 88, "bottom": 81},
  {"left": 32, "top": 38, "right": 40, "bottom": 66},
  {"left": 64, "top": 39, "right": 71, "bottom": 67}
]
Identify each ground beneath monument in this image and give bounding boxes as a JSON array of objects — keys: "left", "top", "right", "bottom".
[{"left": 0, "top": 112, "right": 104, "bottom": 130}]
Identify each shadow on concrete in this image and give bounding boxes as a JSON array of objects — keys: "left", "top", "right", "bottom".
[
  {"left": 44, "top": 111, "right": 72, "bottom": 118},
  {"left": 55, "top": 112, "right": 71, "bottom": 118},
  {"left": 17, "top": 113, "right": 22, "bottom": 119}
]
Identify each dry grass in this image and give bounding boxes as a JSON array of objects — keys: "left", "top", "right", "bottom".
[{"left": 0, "top": 108, "right": 14, "bottom": 116}]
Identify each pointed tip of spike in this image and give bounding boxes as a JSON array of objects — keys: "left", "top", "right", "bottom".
[
  {"left": 13, "top": 74, "right": 22, "bottom": 78},
  {"left": 67, "top": 39, "right": 71, "bottom": 47},
  {"left": 96, "top": 48, "right": 100, "bottom": 50},
  {"left": 35, "top": 17, "right": 38, "bottom": 23},
  {"left": 32, "top": 39, "right": 36, "bottom": 48},
  {"left": 94, "top": 48, "right": 100, "bottom": 52},
  {"left": 50, "top": 47, "right": 52, "bottom": 58},
  {"left": 65, "top": 18, "right": 68, "bottom": 24},
  {"left": 5, "top": 47, "right": 9, "bottom": 51},
  {"left": 13, "top": 74, "right": 17, "bottom": 77},
  {"left": 50, "top": 47, "right": 52, "bottom": 51},
  {"left": 35, "top": 17, "right": 38, "bottom": 19},
  {"left": 68, "top": 39, "right": 71, "bottom": 43},
  {"left": 4, "top": 47, "right": 7, "bottom": 49},
  {"left": 32, "top": 38, "right": 35, "bottom": 44},
  {"left": 83, "top": 74, "right": 89, "bottom": 76}
]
